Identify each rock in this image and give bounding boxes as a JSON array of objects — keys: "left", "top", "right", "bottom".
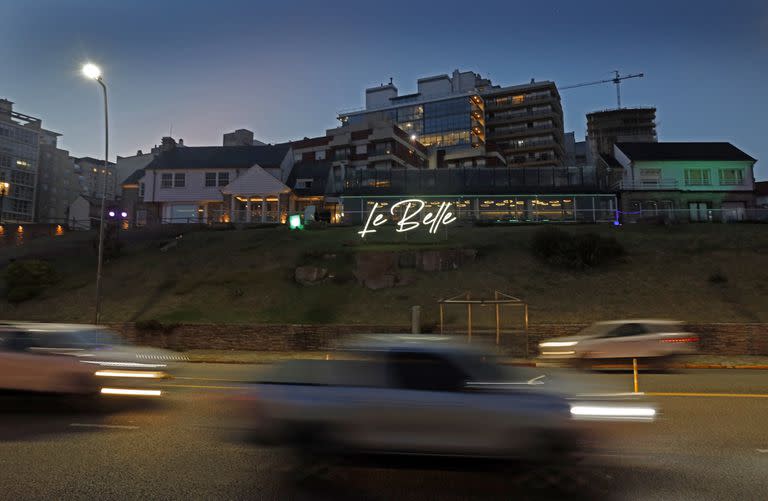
[
  {"left": 294, "top": 266, "right": 328, "bottom": 286},
  {"left": 364, "top": 274, "right": 397, "bottom": 290},
  {"left": 354, "top": 252, "right": 399, "bottom": 286}
]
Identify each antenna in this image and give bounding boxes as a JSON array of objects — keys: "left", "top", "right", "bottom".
[{"left": 169, "top": 123, "right": 173, "bottom": 137}]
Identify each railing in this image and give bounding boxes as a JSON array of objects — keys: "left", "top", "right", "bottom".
[
  {"left": 334, "top": 166, "right": 598, "bottom": 195},
  {"left": 620, "top": 208, "right": 768, "bottom": 223},
  {"left": 613, "top": 179, "right": 679, "bottom": 190}
]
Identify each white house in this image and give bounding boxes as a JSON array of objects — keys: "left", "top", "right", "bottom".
[{"left": 138, "top": 141, "right": 292, "bottom": 224}]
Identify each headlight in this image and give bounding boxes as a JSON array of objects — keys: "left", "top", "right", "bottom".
[
  {"left": 540, "top": 341, "right": 578, "bottom": 347},
  {"left": 94, "top": 370, "right": 166, "bottom": 379},
  {"left": 570, "top": 405, "right": 656, "bottom": 419}
]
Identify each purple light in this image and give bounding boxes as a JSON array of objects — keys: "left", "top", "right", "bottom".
[
  {"left": 121, "top": 211, "right": 128, "bottom": 218},
  {"left": 108, "top": 211, "right": 115, "bottom": 217}
]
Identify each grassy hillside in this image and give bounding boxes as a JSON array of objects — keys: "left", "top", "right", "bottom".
[{"left": 1, "top": 223, "right": 767, "bottom": 325}]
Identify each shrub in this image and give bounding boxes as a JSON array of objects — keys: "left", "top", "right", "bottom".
[
  {"left": 531, "top": 228, "right": 625, "bottom": 270},
  {"left": 4, "top": 259, "right": 60, "bottom": 303}
]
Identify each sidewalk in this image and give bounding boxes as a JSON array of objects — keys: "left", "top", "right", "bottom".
[{"left": 182, "top": 350, "right": 768, "bottom": 369}]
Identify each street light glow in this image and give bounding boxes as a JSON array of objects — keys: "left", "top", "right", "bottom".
[{"left": 82, "top": 63, "right": 102, "bottom": 80}]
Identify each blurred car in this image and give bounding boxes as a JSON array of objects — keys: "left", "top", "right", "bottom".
[
  {"left": 0, "top": 322, "right": 186, "bottom": 396},
  {"left": 539, "top": 320, "right": 698, "bottom": 367},
  {"left": 234, "top": 335, "right": 655, "bottom": 462}
]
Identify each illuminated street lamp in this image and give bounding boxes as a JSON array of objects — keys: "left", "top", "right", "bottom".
[
  {"left": 0, "top": 181, "right": 9, "bottom": 224},
  {"left": 82, "top": 62, "right": 109, "bottom": 324}
]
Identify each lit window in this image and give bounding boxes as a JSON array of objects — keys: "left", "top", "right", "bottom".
[
  {"left": 684, "top": 169, "right": 710, "bottom": 186},
  {"left": 718, "top": 168, "right": 743, "bottom": 186},
  {"left": 513, "top": 95, "right": 525, "bottom": 103}
]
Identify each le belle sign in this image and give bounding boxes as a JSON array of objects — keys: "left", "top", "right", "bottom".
[{"left": 358, "top": 199, "right": 457, "bottom": 238}]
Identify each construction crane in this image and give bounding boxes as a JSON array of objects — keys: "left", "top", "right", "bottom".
[{"left": 560, "top": 71, "right": 644, "bottom": 109}]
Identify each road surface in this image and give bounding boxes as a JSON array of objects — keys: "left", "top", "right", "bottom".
[{"left": 1, "top": 365, "right": 767, "bottom": 500}]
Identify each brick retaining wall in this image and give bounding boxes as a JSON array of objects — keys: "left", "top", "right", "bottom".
[{"left": 107, "top": 322, "right": 768, "bottom": 356}]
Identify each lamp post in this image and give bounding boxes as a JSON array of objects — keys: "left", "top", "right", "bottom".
[
  {"left": 82, "top": 62, "right": 109, "bottom": 324},
  {"left": 0, "top": 182, "right": 9, "bottom": 224}
]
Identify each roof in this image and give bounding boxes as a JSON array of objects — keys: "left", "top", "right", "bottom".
[
  {"left": 220, "top": 165, "right": 290, "bottom": 196},
  {"left": 615, "top": 142, "right": 756, "bottom": 162},
  {"left": 285, "top": 161, "right": 332, "bottom": 196},
  {"left": 144, "top": 144, "right": 290, "bottom": 171},
  {"left": 121, "top": 168, "right": 145, "bottom": 186}
]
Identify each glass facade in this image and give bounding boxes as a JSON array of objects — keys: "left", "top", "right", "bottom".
[
  {"left": 347, "top": 96, "right": 475, "bottom": 151},
  {"left": 0, "top": 122, "right": 39, "bottom": 222}
]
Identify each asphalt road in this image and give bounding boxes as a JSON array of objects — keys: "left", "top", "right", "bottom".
[{"left": 1, "top": 365, "right": 768, "bottom": 500}]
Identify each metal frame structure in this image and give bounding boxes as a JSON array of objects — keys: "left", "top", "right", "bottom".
[{"left": 438, "top": 291, "right": 529, "bottom": 355}]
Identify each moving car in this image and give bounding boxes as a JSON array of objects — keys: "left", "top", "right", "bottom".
[
  {"left": 235, "top": 335, "right": 655, "bottom": 461},
  {"left": 539, "top": 320, "right": 699, "bottom": 367},
  {"left": 0, "top": 322, "right": 185, "bottom": 396}
]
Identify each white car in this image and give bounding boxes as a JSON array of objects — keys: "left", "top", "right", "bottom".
[
  {"left": 539, "top": 320, "right": 699, "bottom": 367},
  {"left": 234, "top": 335, "right": 656, "bottom": 462},
  {"left": 0, "top": 322, "right": 184, "bottom": 396}
]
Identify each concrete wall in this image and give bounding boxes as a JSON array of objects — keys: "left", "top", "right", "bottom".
[{"left": 109, "top": 322, "right": 768, "bottom": 356}]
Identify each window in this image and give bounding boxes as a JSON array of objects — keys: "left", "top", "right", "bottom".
[
  {"left": 639, "top": 169, "right": 661, "bottom": 185},
  {"left": 388, "top": 352, "right": 469, "bottom": 392},
  {"left": 316, "top": 150, "right": 326, "bottom": 160},
  {"left": 719, "top": 168, "right": 743, "bottom": 185},
  {"left": 139, "top": 183, "right": 145, "bottom": 198},
  {"left": 684, "top": 169, "right": 710, "bottom": 186},
  {"left": 604, "top": 323, "right": 647, "bottom": 338},
  {"left": 217, "top": 172, "right": 229, "bottom": 186},
  {"left": 355, "top": 144, "right": 367, "bottom": 155},
  {"left": 161, "top": 173, "right": 173, "bottom": 188},
  {"left": 205, "top": 172, "right": 217, "bottom": 187},
  {"left": 174, "top": 173, "right": 185, "bottom": 187},
  {"left": 295, "top": 178, "right": 313, "bottom": 189}
]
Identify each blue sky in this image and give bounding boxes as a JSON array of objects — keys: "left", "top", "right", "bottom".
[{"left": 3, "top": 0, "right": 767, "bottom": 178}]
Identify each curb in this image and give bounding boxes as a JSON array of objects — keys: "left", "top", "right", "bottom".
[{"left": 184, "top": 358, "right": 768, "bottom": 369}]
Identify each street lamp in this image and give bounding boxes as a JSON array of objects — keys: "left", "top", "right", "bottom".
[
  {"left": 82, "top": 62, "right": 109, "bottom": 324},
  {"left": 0, "top": 182, "right": 9, "bottom": 224}
]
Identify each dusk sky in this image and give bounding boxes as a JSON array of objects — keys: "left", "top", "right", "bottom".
[{"left": 4, "top": 0, "right": 767, "bottom": 178}]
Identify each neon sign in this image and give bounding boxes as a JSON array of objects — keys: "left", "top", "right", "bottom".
[{"left": 358, "top": 199, "right": 457, "bottom": 238}]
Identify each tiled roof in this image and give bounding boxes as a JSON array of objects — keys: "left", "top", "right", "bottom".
[
  {"left": 144, "top": 144, "right": 290, "bottom": 171},
  {"left": 286, "top": 161, "right": 332, "bottom": 196}
]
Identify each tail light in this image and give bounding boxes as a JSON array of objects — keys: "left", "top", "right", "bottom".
[{"left": 660, "top": 336, "right": 699, "bottom": 344}]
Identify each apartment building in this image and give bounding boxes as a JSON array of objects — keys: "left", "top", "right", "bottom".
[
  {"left": 0, "top": 99, "right": 42, "bottom": 222},
  {"left": 73, "top": 156, "right": 116, "bottom": 201},
  {"left": 338, "top": 70, "right": 565, "bottom": 168},
  {"left": 37, "top": 129, "right": 81, "bottom": 223},
  {"left": 483, "top": 80, "right": 565, "bottom": 167},
  {"left": 587, "top": 108, "right": 657, "bottom": 159}
]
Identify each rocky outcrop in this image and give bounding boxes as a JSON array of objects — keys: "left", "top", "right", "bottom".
[
  {"left": 354, "top": 248, "right": 477, "bottom": 289},
  {"left": 294, "top": 266, "right": 328, "bottom": 286}
]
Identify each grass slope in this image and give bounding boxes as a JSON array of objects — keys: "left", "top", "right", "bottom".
[{"left": 1, "top": 223, "right": 766, "bottom": 325}]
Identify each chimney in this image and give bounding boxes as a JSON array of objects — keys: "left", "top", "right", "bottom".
[
  {"left": 160, "top": 136, "right": 177, "bottom": 152},
  {"left": 0, "top": 99, "right": 13, "bottom": 118},
  {"left": 178, "top": 138, "right": 184, "bottom": 146}
]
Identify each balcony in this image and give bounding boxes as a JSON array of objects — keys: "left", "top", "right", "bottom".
[
  {"left": 486, "top": 108, "right": 558, "bottom": 125},
  {"left": 613, "top": 179, "right": 679, "bottom": 191}
]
